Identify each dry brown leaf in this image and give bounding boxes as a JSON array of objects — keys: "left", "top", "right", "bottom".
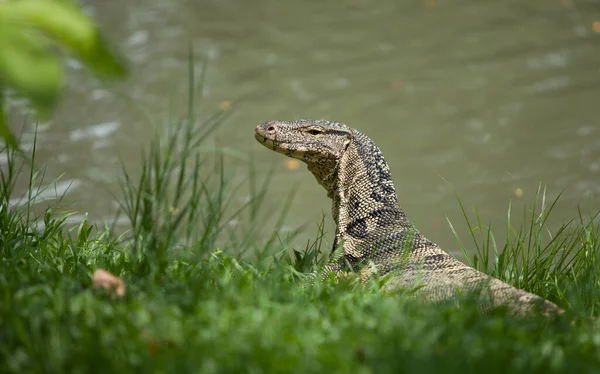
[
  {"left": 593, "top": 21, "right": 600, "bottom": 33},
  {"left": 92, "top": 268, "right": 126, "bottom": 297}
]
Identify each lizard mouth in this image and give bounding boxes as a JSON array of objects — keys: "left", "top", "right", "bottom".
[
  {"left": 254, "top": 125, "right": 276, "bottom": 149},
  {"left": 254, "top": 125, "right": 267, "bottom": 143},
  {"left": 254, "top": 132, "right": 265, "bottom": 143},
  {"left": 254, "top": 124, "right": 303, "bottom": 157},
  {"left": 254, "top": 132, "right": 275, "bottom": 149}
]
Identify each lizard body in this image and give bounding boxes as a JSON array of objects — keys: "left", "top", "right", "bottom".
[{"left": 255, "top": 119, "right": 563, "bottom": 316}]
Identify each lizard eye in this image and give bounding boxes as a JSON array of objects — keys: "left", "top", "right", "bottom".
[{"left": 307, "top": 128, "right": 323, "bottom": 135}]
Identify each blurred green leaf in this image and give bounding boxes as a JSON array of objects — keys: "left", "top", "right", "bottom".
[
  {"left": 0, "top": 23, "right": 63, "bottom": 118},
  {"left": 0, "top": 92, "right": 20, "bottom": 150},
  {"left": 0, "top": 0, "right": 129, "bottom": 148},
  {"left": 0, "top": 0, "right": 128, "bottom": 79}
]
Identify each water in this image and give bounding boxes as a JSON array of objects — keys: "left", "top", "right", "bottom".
[{"left": 7, "top": 0, "right": 600, "bottom": 257}]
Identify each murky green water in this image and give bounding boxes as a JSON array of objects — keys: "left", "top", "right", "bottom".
[{"left": 6, "top": 0, "right": 600, "bottom": 256}]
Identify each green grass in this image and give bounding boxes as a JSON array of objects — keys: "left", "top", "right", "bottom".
[
  {"left": 2, "top": 67, "right": 600, "bottom": 373},
  {"left": 447, "top": 186, "right": 600, "bottom": 316}
]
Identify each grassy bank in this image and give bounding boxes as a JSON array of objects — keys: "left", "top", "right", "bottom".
[{"left": 2, "top": 77, "right": 600, "bottom": 374}]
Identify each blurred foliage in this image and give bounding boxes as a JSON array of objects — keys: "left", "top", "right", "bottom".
[{"left": 0, "top": 0, "right": 128, "bottom": 150}]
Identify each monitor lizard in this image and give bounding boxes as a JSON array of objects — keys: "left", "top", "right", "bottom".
[{"left": 254, "top": 119, "right": 564, "bottom": 316}]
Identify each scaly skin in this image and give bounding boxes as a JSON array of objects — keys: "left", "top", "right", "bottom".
[{"left": 255, "top": 119, "right": 564, "bottom": 316}]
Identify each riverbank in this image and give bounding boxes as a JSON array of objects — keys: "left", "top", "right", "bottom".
[{"left": 1, "top": 111, "right": 599, "bottom": 373}]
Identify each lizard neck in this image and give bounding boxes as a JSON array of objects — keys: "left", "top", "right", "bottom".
[
  {"left": 307, "top": 159, "right": 340, "bottom": 199},
  {"left": 322, "top": 131, "right": 413, "bottom": 260}
]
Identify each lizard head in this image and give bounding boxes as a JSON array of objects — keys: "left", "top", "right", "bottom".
[
  {"left": 254, "top": 119, "right": 352, "bottom": 163},
  {"left": 255, "top": 118, "right": 401, "bottom": 226},
  {"left": 255, "top": 119, "right": 353, "bottom": 196}
]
